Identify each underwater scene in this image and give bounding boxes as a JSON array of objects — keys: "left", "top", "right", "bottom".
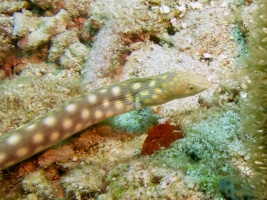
[{"left": 0, "top": 0, "right": 266, "bottom": 199}]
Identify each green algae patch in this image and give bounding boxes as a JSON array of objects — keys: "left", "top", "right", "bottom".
[{"left": 102, "top": 108, "right": 159, "bottom": 133}]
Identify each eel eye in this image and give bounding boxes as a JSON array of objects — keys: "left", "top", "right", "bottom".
[{"left": 188, "top": 84, "right": 194, "bottom": 90}]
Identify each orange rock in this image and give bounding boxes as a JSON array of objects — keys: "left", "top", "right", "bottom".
[
  {"left": 141, "top": 122, "right": 184, "bottom": 155},
  {"left": 38, "top": 145, "right": 75, "bottom": 168},
  {"left": 73, "top": 130, "right": 102, "bottom": 152},
  {"left": 18, "top": 160, "right": 38, "bottom": 177}
]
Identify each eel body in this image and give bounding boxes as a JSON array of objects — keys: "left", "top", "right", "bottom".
[{"left": 0, "top": 71, "right": 210, "bottom": 170}]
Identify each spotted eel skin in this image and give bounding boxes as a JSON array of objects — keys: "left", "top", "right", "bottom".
[{"left": 0, "top": 71, "right": 210, "bottom": 170}]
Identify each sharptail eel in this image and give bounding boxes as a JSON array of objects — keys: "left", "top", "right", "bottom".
[{"left": 0, "top": 71, "right": 210, "bottom": 170}]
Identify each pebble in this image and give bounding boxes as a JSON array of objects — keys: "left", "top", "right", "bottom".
[
  {"left": 181, "top": 22, "right": 187, "bottom": 29},
  {"left": 190, "top": 2, "right": 203, "bottom": 10},
  {"left": 188, "top": 182, "right": 195, "bottom": 190},
  {"left": 160, "top": 5, "right": 170, "bottom": 14}
]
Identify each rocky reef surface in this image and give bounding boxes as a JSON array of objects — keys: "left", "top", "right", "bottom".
[{"left": 0, "top": 0, "right": 265, "bottom": 199}]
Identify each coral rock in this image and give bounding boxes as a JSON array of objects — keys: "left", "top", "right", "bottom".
[{"left": 17, "top": 9, "right": 70, "bottom": 50}]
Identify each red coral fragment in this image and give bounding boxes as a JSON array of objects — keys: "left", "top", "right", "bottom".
[{"left": 141, "top": 122, "right": 184, "bottom": 155}]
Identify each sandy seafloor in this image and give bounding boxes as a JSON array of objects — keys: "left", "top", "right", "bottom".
[{"left": 0, "top": 0, "right": 261, "bottom": 199}]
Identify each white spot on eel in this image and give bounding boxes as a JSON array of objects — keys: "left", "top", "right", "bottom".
[
  {"left": 16, "top": 147, "right": 29, "bottom": 157},
  {"left": 62, "top": 118, "right": 73, "bottom": 130},
  {"left": 65, "top": 103, "right": 77, "bottom": 113},
  {"left": 50, "top": 131, "right": 60, "bottom": 142},
  {"left": 32, "top": 132, "right": 45, "bottom": 144},
  {"left": 132, "top": 82, "right": 141, "bottom": 90},
  {"left": 81, "top": 109, "right": 90, "bottom": 119},
  {"left": 111, "top": 86, "right": 121, "bottom": 95},
  {"left": 87, "top": 94, "right": 97, "bottom": 104},
  {"left": 7, "top": 134, "right": 21, "bottom": 146},
  {"left": 94, "top": 110, "right": 103, "bottom": 119},
  {"left": 43, "top": 116, "right": 57, "bottom": 126}
]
